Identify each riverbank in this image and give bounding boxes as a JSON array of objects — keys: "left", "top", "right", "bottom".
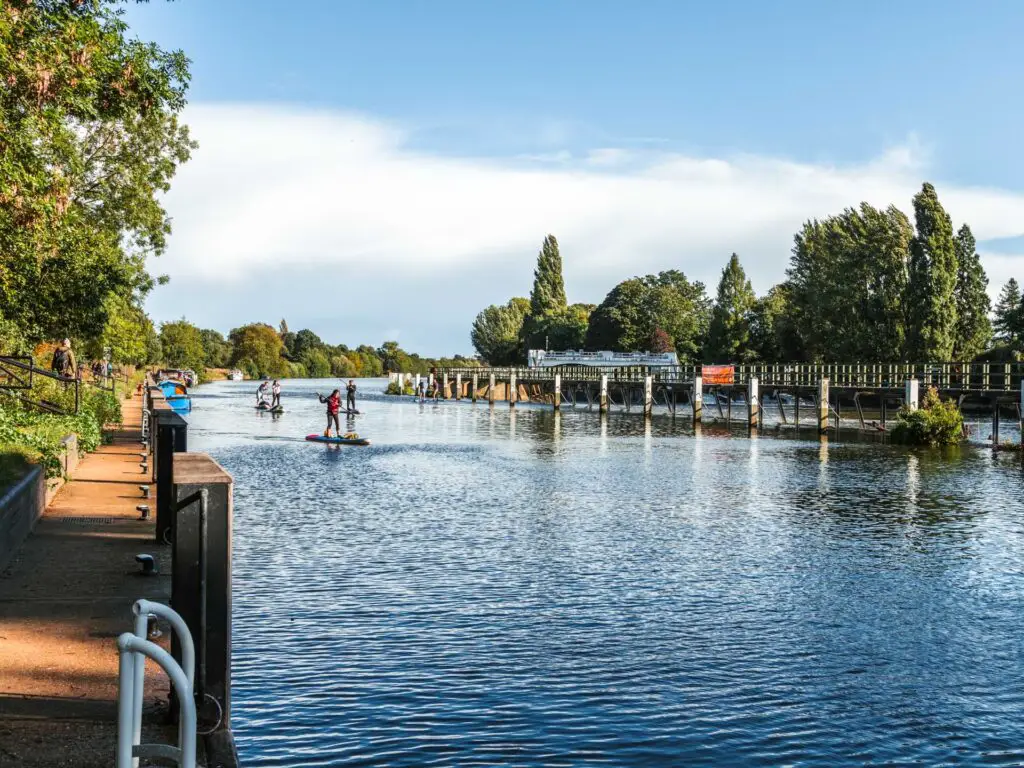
[{"left": 0, "top": 394, "right": 184, "bottom": 767}]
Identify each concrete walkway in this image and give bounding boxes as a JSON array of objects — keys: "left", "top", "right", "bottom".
[{"left": 0, "top": 394, "right": 183, "bottom": 766}]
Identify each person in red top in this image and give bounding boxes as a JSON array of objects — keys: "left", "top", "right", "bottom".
[{"left": 317, "top": 389, "right": 342, "bottom": 437}]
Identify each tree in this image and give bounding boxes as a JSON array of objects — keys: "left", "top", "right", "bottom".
[
  {"left": 529, "top": 235, "right": 567, "bottom": 317},
  {"left": 229, "top": 323, "right": 287, "bottom": 378},
  {"left": 747, "top": 285, "right": 795, "bottom": 361},
  {"left": 993, "top": 278, "right": 1023, "bottom": 347},
  {"left": 951, "top": 225, "right": 991, "bottom": 359},
  {"left": 0, "top": 0, "right": 194, "bottom": 343},
  {"left": 88, "top": 294, "right": 151, "bottom": 366},
  {"left": 291, "top": 329, "right": 323, "bottom": 361},
  {"left": 301, "top": 349, "right": 331, "bottom": 378},
  {"left": 199, "top": 329, "right": 232, "bottom": 368},
  {"left": 905, "top": 183, "right": 958, "bottom": 360},
  {"left": 704, "top": 254, "right": 756, "bottom": 361},
  {"left": 471, "top": 298, "right": 531, "bottom": 365},
  {"left": 648, "top": 328, "right": 674, "bottom": 353},
  {"left": 160, "top": 320, "right": 206, "bottom": 372},
  {"left": 279, "top": 319, "right": 290, "bottom": 336}
]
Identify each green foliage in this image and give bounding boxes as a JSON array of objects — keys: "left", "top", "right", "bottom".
[
  {"left": 384, "top": 381, "right": 414, "bottom": 396},
  {"left": 891, "top": 387, "right": 964, "bottom": 446},
  {"left": 905, "top": 183, "right": 958, "bottom": 360},
  {"left": 747, "top": 284, "right": 795, "bottom": 361},
  {"left": 86, "top": 294, "right": 152, "bottom": 365},
  {"left": 159, "top": 319, "right": 205, "bottom": 372},
  {"left": 586, "top": 271, "right": 709, "bottom": 361},
  {"left": 302, "top": 349, "right": 331, "bottom": 378},
  {"left": 993, "top": 278, "right": 1023, "bottom": 348},
  {"left": 705, "top": 253, "right": 756, "bottom": 361},
  {"left": 471, "top": 298, "right": 531, "bottom": 365},
  {"left": 291, "top": 329, "right": 323, "bottom": 361},
  {"left": 229, "top": 323, "right": 288, "bottom": 378},
  {"left": 0, "top": 0, "right": 195, "bottom": 344},
  {"left": 0, "top": 449, "right": 31, "bottom": 490},
  {"left": 529, "top": 235, "right": 567, "bottom": 317},
  {"left": 199, "top": 329, "right": 232, "bottom": 368},
  {"left": 952, "top": 225, "right": 992, "bottom": 360}
]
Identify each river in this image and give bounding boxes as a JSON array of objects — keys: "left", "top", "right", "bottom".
[{"left": 186, "top": 378, "right": 1024, "bottom": 767}]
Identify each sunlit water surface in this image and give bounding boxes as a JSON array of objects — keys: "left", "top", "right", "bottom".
[{"left": 186, "top": 379, "right": 1024, "bottom": 767}]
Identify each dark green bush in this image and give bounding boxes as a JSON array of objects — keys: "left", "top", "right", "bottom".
[{"left": 891, "top": 387, "right": 964, "bottom": 446}]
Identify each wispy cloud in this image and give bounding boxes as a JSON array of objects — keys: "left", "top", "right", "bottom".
[{"left": 151, "top": 103, "right": 1024, "bottom": 346}]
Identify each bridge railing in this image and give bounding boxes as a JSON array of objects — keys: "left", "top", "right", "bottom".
[{"left": 439, "top": 362, "right": 1024, "bottom": 392}]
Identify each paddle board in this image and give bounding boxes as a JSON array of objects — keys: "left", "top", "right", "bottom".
[{"left": 305, "top": 434, "right": 370, "bottom": 446}]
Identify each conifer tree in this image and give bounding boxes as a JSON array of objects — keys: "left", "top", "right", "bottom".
[
  {"left": 951, "top": 225, "right": 991, "bottom": 359},
  {"left": 993, "top": 278, "right": 1023, "bottom": 346},
  {"left": 529, "top": 235, "right": 567, "bottom": 316},
  {"left": 904, "top": 183, "right": 958, "bottom": 360},
  {"left": 705, "top": 254, "right": 756, "bottom": 361}
]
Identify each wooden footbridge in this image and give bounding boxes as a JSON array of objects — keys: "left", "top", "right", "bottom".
[{"left": 391, "top": 362, "right": 1024, "bottom": 444}]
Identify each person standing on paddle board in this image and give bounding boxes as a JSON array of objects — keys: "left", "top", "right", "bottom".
[
  {"left": 318, "top": 389, "right": 342, "bottom": 437},
  {"left": 346, "top": 379, "right": 357, "bottom": 412},
  {"left": 256, "top": 380, "right": 271, "bottom": 407},
  {"left": 271, "top": 379, "right": 281, "bottom": 408}
]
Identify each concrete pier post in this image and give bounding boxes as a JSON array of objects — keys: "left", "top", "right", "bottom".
[
  {"left": 442, "top": 372, "right": 449, "bottom": 399},
  {"left": 599, "top": 375, "right": 608, "bottom": 414},
  {"left": 472, "top": 373, "right": 478, "bottom": 403},
  {"left": 692, "top": 375, "right": 703, "bottom": 424},
  {"left": 748, "top": 376, "right": 759, "bottom": 430},
  {"left": 643, "top": 375, "right": 653, "bottom": 417},
  {"left": 553, "top": 374, "right": 561, "bottom": 410},
  {"left": 509, "top": 372, "right": 517, "bottom": 408},
  {"left": 817, "top": 378, "right": 830, "bottom": 433},
  {"left": 905, "top": 379, "right": 919, "bottom": 411},
  {"left": 414, "top": 374, "right": 421, "bottom": 393},
  {"left": 488, "top": 374, "right": 495, "bottom": 404},
  {"left": 455, "top": 373, "right": 462, "bottom": 400}
]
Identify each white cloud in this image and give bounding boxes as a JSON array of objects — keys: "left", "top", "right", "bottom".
[{"left": 157, "top": 103, "right": 1024, "bottom": 307}]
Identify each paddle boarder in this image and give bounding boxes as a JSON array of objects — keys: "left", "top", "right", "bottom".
[
  {"left": 318, "top": 389, "right": 342, "bottom": 437},
  {"left": 345, "top": 379, "right": 357, "bottom": 413},
  {"left": 256, "top": 380, "right": 271, "bottom": 408},
  {"left": 272, "top": 379, "right": 282, "bottom": 409}
]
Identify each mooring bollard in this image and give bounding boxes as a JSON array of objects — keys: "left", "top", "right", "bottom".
[
  {"left": 748, "top": 376, "right": 759, "bottom": 430},
  {"left": 643, "top": 375, "right": 653, "bottom": 417},
  {"left": 692, "top": 375, "right": 703, "bottom": 424},
  {"left": 905, "top": 378, "right": 919, "bottom": 411},
  {"left": 818, "top": 377, "right": 830, "bottom": 433},
  {"left": 553, "top": 373, "right": 561, "bottom": 411},
  {"left": 600, "top": 375, "right": 608, "bottom": 415}
]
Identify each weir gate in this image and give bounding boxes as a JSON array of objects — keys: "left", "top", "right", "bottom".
[{"left": 390, "top": 362, "right": 1024, "bottom": 445}]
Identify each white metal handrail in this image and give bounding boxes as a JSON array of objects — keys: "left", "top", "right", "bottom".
[{"left": 116, "top": 602, "right": 196, "bottom": 768}]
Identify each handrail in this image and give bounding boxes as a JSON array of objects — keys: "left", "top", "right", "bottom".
[
  {"left": 117, "top": 632, "right": 196, "bottom": 768},
  {"left": 131, "top": 599, "right": 195, "bottom": 767}
]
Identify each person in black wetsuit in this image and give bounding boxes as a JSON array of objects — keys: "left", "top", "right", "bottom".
[{"left": 346, "top": 379, "right": 357, "bottom": 412}]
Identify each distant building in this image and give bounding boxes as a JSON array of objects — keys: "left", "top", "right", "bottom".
[{"left": 527, "top": 349, "right": 680, "bottom": 369}]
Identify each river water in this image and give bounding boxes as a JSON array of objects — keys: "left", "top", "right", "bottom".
[{"left": 187, "top": 378, "right": 1024, "bottom": 767}]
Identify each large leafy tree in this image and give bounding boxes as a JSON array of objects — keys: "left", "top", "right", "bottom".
[
  {"left": 951, "top": 225, "right": 991, "bottom": 359},
  {"left": 160, "top": 319, "right": 205, "bottom": 372},
  {"left": 229, "top": 323, "right": 288, "bottom": 378},
  {"left": 199, "top": 329, "right": 232, "bottom": 368},
  {"left": 993, "top": 278, "right": 1023, "bottom": 347},
  {"left": 704, "top": 254, "right": 756, "bottom": 361},
  {"left": 0, "top": 0, "right": 194, "bottom": 344},
  {"left": 585, "top": 271, "right": 709, "bottom": 361},
  {"left": 905, "top": 183, "right": 958, "bottom": 360},
  {"left": 291, "top": 329, "right": 324, "bottom": 361},
  {"left": 471, "top": 297, "right": 531, "bottom": 364},
  {"left": 747, "top": 284, "right": 795, "bottom": 362}
]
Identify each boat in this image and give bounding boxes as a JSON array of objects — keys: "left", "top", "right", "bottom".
[
  {"left": 228, "top": 369, "right": 244, "bottom": 381},
  {"left": 305, "top": 433, "right": 370, "bottom": 446},
  {"left": 156, "top": 379, "right": 192, "bottom": 414}
]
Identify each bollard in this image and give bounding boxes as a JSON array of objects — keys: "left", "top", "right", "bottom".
[
  {"left": 600, "top": 375, "right": 608, "bottom": 414},
  {"left": 472, "top": 373, "right": 478, "bottom": 403},
  {"left": 905, "top": 378, "right": 919, "bottom": 411},
  {"left": 643, "top": 375, "right": 653, "bottom": 417},
  {"left": 692, "top": 375, "right": 703, "bottom": 424},
  {"left": 817, "top": 378, "right": 830, "bottom": 433},
  {"left": 553, "top": 373, "right": 561, "bottom": 410},
  {"left": 509, "top": 372, "right": 517, "bottom": 408},
  {"left": 488, "top": 374, "right": 495, "bottom": 404},
  {"left": 748, "top": 376, "right": 759, "bottom": 430},
  {"left": 172, "top": 453, "right": 234, "bottom": 733},
  {"left": 456, "top": 373, "right": 462, "bottom": 401}
]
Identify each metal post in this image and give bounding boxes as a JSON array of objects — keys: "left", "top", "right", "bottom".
[
  {"left": 817, "top": 378, "right": 829, "bottom": 433},
  {"left": 692, "top": 375, "right": 703, "bottom": 424},
  {"left": 748, "top": 376, "right": 759, "bottom": 430},
  {"left": 643, "top": 375, "right": 653, "bottom": 417},
  {"left": 905, "top": 379, "right": 919, "bottom": 411},
  {"left": 553, "top": 373, "right": 561, "bottom": 410},
  {"left": 599, "top": 374, "right": 608, "bottom": 414},
  {"left": 993, "top": 399, "right": 1000, "bottom": 445}
]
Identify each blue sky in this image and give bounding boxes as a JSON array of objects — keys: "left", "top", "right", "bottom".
[{"left": 130, "top": 1, "right": 1024, "bottom": 355}]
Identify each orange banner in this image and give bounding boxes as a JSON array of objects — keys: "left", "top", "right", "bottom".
[{"left": 701, "top": 365, "right": 734, "bottom": 385}]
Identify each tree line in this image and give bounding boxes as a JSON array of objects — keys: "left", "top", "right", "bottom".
[
  {"left": 157, "top": 319, "right": 478, "bottom": 380},
  {"left": 472, "top": 183, "right": 1024, "bottom": 365}
]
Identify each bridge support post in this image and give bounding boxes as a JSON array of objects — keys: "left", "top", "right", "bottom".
[
  {"left": 442, "top": 372, "right": 449, "bottom": 399},
  {"left": 471, "top": 374, "right": 478, "bottom": 403},
  {"left": 488, "top": 374, "right": 495, "bottom": 405},
  {"left": 509, "top": 372, "right": 517, "bottom": 408},
  {"left": 817, "top": 378, "right": 830, "bottom": 433},
  {"left": 455, "top": 373, "right": 462, "bottom": 400},
  {"left": 748, "top": 377, "right": 759, "bottom": 431},
  {"left": 599, "top": 375, "right": 608, "bottom": 414},
  {"left": 553, "top": 374, "right": 561, "bottom": 410},
  {"left": 643, "top": 375, "right": 653, "bottom": 417},
  {"left": 992, "top": 398, "right": 1000, "bottom": 446},
  {"left": 692, "top": 375, "right": 703, "bottom": 424},
  {"left": 414, "top": 374, "right": 421, "bottom": 394},
  {"left": 905, "top": 378, "right": 919, "bottom": 411}
]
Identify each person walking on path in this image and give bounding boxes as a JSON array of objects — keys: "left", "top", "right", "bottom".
[
  {"left": 346, "top": 379, "right": 357, "bottom": 412},
  {"left": 50, "top": 338, "right": 77, "bottom": 379}
]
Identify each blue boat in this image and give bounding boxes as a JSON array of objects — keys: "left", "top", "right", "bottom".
[{"left": 156, "top": 379, "right": 192, "bottom": 414}]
